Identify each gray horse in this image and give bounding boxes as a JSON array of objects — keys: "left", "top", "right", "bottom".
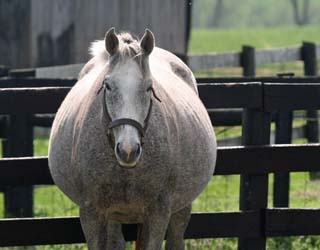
[{"left": 48, "top": 28, "right": 217, "bottom": 250}]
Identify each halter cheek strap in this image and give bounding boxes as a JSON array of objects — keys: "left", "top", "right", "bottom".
[{"left": 100, "top": 82, "right": 159, "bottom": 148}]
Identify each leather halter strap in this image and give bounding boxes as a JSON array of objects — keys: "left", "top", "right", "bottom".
[
  {"left": 108, "top": 118, "right": 145, "bottom": 136},
  {"left": 99, "top": 81, "right": 159, "bottom": 148}
]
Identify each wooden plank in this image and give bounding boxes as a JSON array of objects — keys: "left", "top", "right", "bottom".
[
  {"left": 0, "top": 0, "right": 31, "bottom": 68},
  {"left": 302, "top": 42, "right": 320, "bottom": 179},
  {"left": 186, "top": 211, "right": 260, "bottom": 239},
  {"left": 273, "top": 111, "right": 293, "bottom": 208},
  {"left": 0, "top": 216, "right": 84, "bottom": 246},
  {"left": 197, "top": 76, "right": 320, "bottom": 83},
  {"left": 189, "top": 46, "right": 302, "bottom": 71},
  {"left": 31, "top": 0, "right": 188, "bottom": 66},
  {"left": 32, "top": 114, "right": 55, "bottom": 127},
  {"left": 3, "top": 115, "right": 34, "bottom": 218},
  {"left": 5, "top": 75, "right": 310, "bottom": 88},
  {"left": 4, "top": 79, "right": 320, "bottom": 115},
  {"left": 208, "top": 109, "right": 242, "bottom": 126},
  {"left": 2, "top": 208, "right": 320, "bottom": 246},
  {"left": 264, "top": 83, "right": 320, "bottom": 111},
  {"left": 238, "top": 108, "right": 271, "bottom": 250},
  {"left": 266, "top": 208, "right": 320, "bottom": 236},
  {"left": 255, "top": 47, "right": 301, "bottom": 65},
  {"left": 0, "top": 157, "right": 53, "bottom": 185},
  {"left": 302, "top": 42, "right": 318, "bottom": 76},
  {"left": 0, "top": 211, "right": 260, "bottom": 246},
  {"left": 0, "top": 78, "right": 76, "bottom": 88},
  {"left": 241, "top": 45, "right": 255, "bottom": 76},
  {"left": 2, "top": 144, "right": 320, "bottom": 186},
  {"left": 198, "top": 82, "right": 262, "bottom": 109},
  {"left": 9, "top": 68, "right": 35, "bottom": 78},
  {"left": 36, "top": 64, "right": 84, "bottom": 79},
  {"left": 188, "top": 52, "right": 241, "bottom": 70},
  {"left": 0, "top": 87, "right": 70, "bottom": 114},
  {"left": 317, "top": 44, "right": 320, "bottom": 59},
  {"left": 217, "top": 144, "right": 320, "bottom": 175},
  {"left": 0, "top": 83, "right": 262, "bottom": 114}
]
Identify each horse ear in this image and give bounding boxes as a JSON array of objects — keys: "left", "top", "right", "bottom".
[
  {"left": 140, "top": 29, "right": 155, "bottom": 56},
  {"left": 105, "top": 27, "right": 119, "bottom": 56}
]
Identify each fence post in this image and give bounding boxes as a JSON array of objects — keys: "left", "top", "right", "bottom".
[
  {"left": 3, "top": 115, "right": 34, "bottom": 217},
  {"left": 0, "top": 65, "right": 9, "bottom": 194},
  {"left": 273, "top": 73, "right": 294, "bottom": 208},
  {"left": 241, "top": 45, "right": 256, "bottom": 77},
  {"left": 0, "top": 65, "right": 9, "bottom": 76},
  {"left": 1, "top": 68, "right": 34, "bottom": 217},
  {"left": 302, "top": 41, "right": 319, "bottom": 179},
  {"left": 273, "top": 111, "right": 293, "bottom": 207},
  {"left": 238, "top": 106, "right": 271, "bottom": 250}
]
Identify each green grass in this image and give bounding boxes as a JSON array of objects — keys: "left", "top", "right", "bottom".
[
  {"left": 189, "top": 25, "right": 320, "bottom": 77},
  {"left": 189, "top": 25, "right": 320, "bottom": 53}
]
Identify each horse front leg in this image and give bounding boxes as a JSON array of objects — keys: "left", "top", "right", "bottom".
[
  {"left": 165, "top": 204, "right": 192, "bottom": 250},
  {"left": 106, "top": 220, "right": 125, "bottom": 249},
  {"left": 80, "top": 203, "right": 108, "bottom": 250},
  {"left": 80, "top": 203, "right": 126, "bottom": 250},
  {"left": 137, "top": 196, "right": 171, "bottom": 250}
]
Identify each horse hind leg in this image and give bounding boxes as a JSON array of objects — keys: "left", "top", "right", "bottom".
[{"left": 165, "top": 205, "right": 192, "bottom": 250}]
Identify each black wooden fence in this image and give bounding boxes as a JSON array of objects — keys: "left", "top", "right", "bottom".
[{"left": 1, "top": 79, "right": 320, "bottom": 249}]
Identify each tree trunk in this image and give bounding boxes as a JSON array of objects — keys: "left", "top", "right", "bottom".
[
  {"left": 211, "top": 0, "right": 224, "bottom": 27},
  {"left": 302, "top": 0, "right": 310, "bottom": 25},
  {"left": 290, "top": 0, "right": 310, "bottom": 25}
]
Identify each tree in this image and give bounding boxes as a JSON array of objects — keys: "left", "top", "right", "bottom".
[
  {"left": 290, "top": 0, "right": 310, "bottom": 25},
  {"left": 211, "top": 0, "right": 224, "bottom": 27}
]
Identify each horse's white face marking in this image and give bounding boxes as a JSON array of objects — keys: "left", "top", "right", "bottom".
[{"left": 104, "top": 59, "right": 152, "bottom": 167}]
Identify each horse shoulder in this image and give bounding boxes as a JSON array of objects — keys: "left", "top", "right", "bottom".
[{"left": 151, "top": 48, "right": 198, "bottom": 94}]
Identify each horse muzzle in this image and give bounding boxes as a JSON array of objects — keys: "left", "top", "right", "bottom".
[{"left": 115, "top": 141, "right": 142, "bottom": 168}]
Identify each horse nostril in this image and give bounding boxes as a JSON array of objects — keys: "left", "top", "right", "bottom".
[
  {"left": 116, "top": 142, "right": 121, "bottom": 156},
  {"left": 115, "top": 141, "right": 142, "bottom": 168},
  {"left": 135, "top": 143, "right": 141, "bottom": 157}
]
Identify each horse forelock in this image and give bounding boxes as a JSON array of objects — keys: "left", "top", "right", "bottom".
[
  {"left": 90, "top": 32, "right": 149, "bottom": 76},
  {"left": 114, "top": 33, "right": 141, "bottom": 64}
]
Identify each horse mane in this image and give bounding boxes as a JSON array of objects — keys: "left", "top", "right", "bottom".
[{"left": 89, "top": 32, "right": 141, "bottom": 63}]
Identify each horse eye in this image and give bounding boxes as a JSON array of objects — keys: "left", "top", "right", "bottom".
[{"left": 104, "top": 80, "right": 111, "bottom": 91}]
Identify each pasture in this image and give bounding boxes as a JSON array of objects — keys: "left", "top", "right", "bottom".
[
  {"left": 1, "top": 25, "right": 320, "bottom": 249},
  {"left": 190, "top": 25, "right": 320, "bottom": 77}
]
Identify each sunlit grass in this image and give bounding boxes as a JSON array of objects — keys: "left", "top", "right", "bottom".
[
  {"left": 189, "top": 25, "right": 320, "bottom": 53},
  {"left": 189, "top": 26, "right": 320, "bottom": 77}
]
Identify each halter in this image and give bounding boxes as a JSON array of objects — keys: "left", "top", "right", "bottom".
[{"left": 98, "top": 80, "right": 161, "bottom": 148}]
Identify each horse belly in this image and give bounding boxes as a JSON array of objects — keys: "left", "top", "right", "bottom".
[{"left": 166, "top": 106, "right": 217, "bottom": 212}]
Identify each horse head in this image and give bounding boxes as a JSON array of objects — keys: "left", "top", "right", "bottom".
[{"left": 102, "top": 28, "right": 156, "bottom": 168}]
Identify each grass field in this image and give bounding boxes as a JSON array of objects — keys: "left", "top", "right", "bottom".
[
  {"left": 2, "top": 25, "right": 320, "bottom": 249},
  {"left": 189, "top": 25, "right": 320, "bottom": 77},
  {"left": 189, "top": 25, "right": 320, "bottom": 53}
]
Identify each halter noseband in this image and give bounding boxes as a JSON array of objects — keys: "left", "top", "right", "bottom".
[{"left": 98, "top": 80, "right": 160, "bottom": 148}]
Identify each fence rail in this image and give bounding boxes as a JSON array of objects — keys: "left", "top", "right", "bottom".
[
  {"left": 2, "top": 82, "right": 320, "bottom": 115},
  {"left": 1, "top": 209, "right": 320, "bottom": 246},
  {"left": 1, "top": 42, "right": 317, "bottom": 79},
  {"left": 189, "top": 43, "right": 320, "bottom": 70},
  {"left": 1, "top": 144, "right": 319, "bottom": 186},
  {"left": 32, "top": 44, "right": 320, "bottom": 77}
]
